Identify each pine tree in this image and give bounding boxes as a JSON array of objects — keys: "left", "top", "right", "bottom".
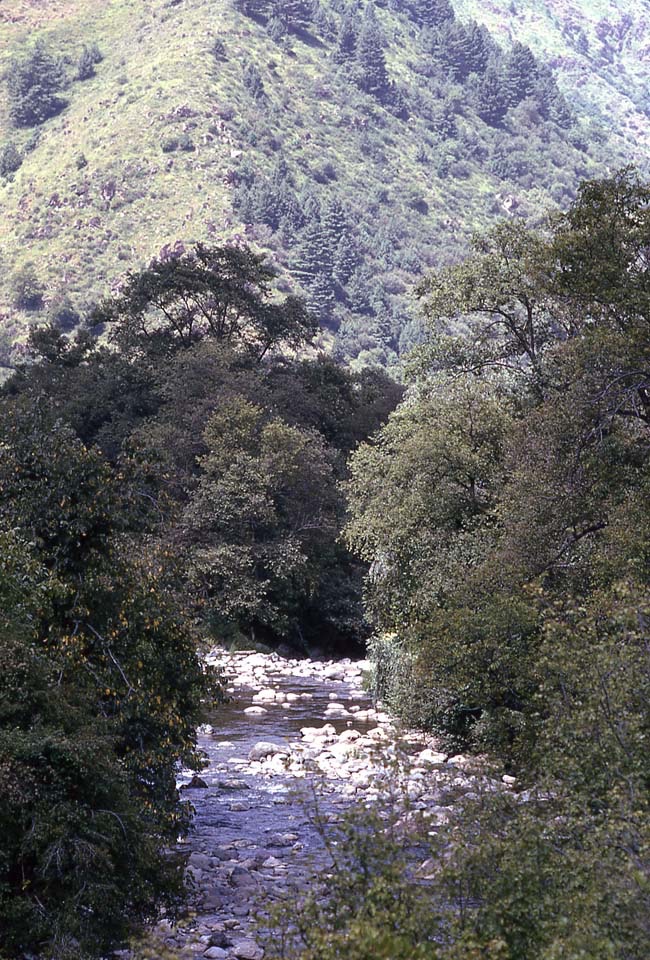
[
  {"left": 333, "top": 11, "right": 357, "bottom": 63},
  {"left": 464, "top": 21, "right": 492, "bottom": 75},
  {"left": 294, "top": 222, "right": 336, "bottom": 319},
  {"left": 234, "top": 0, "right": 271, "bottom": 17},
  {"left": 355, "top": 7, "right": 390, "bottom": 98},
  {"left": 271, "top": 0, "right": 311, "bottom": 31},
  {"left": 294, "top": 222, "right": 333, "bottom": 286},
  {"left": 322, "top": 199, "right": 349, "bottom": 257},
  {"left": 535, "top": 66, "right": 573, "bottom": 127},
  {"left": 8, "top": 41, "right": 67, "bottom": 127},
  {"left": 334, "top": 234, "right": 360, "bottom": 284},
  {"left": 476, "top": 64, "right": 510, "bottom": 127},
  {"left": 242, "top": 61, "right": 265, "bottom": 99},
  {"left": 435, "top": 21, "right": 475, "bottom": 82},
  {"left": 504, "top": 42, "right": 538, "bottom": 105},
  {"left": 409, "top": 0, "right": 454, "bottom": 29}
]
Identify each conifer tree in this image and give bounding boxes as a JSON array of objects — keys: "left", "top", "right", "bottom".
[
  {"left": 333, "top": 10, "right": 358, "bottom": 63},
  {"left": 435, "top": 21, "right": 475, "bottom": 82},
  {"left": 8, "top": 41, "right": 67, "bottom": 127},
  {"left": 234, "top": 0, "right": 270, "bottom": 17},
  {"left": 355, "top": 7, "right": 390, "bottom": 98},
  {"left": 334, "top": 234, "right": 360, "bottom": 284},
  {"left": 242, "top": 61, "right": 265, "bottom": 99},
  {"left": 476, "top": 64, "right": 510, "bottom": 127},
  {"left": 504, "top": 42, "right": 539, "bottom": 105},
  {"left": 322, "top": 198, "right": 349, "bottom": 257},
  {"left": 464, "top": 20, "right": 492, "bottom": 75},
  {"left": 294, "top": 222, "right": 333, "bottom": 286},
  {"left": 535, "top": 66, "right": 573, "bottom": 127},
  {"left": 294, "top": 222, "right": 336, "bottom": 319},
  {"left": 409, "top": 0, "right": 454, "bottom": 28}
]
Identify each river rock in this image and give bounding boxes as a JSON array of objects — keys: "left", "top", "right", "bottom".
[
  {"left": 248, "top": 741, "right": 287, "bottom": 761},
  {"left": 232, "top": 940, "right": 263, "bottom": 960},
  {"left": 218, "top": 779, "right": 250, "bottom": 790},
  {"left": 204, "top": 949, "right": 227, "bottom": 959},
  {"left": 182, "top": 775, "right": 208, "bottom": 789}
]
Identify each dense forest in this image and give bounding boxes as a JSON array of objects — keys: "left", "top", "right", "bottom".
[
  {"left": 1, "top": 168, "right": 649, "bottom": 959},
  {"left": 1, "top": 1, "right": 650, "bottom": 958}
]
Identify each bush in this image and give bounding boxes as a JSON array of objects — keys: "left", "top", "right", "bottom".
[
  {"left": 11, "top": 263, "right": 45, "bottom": 310},
  {"left": 0, "top": 142, "right": 22, "bottom": 178}
]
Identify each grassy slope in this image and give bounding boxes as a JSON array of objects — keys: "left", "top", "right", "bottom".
[{"left": 0, "top": 0, "right": 644, "bottom": 364}]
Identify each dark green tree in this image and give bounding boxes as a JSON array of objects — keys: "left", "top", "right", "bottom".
[
  {"left": 7, "top": 41, "right": 67, "bottom": 127},
  {"left": 354, "top": 7, "right": 390, "bottom": 98},
  {"left": 76, "top": 43, "right": 103, "bottom": 81},
  {"left": 476, "top": 64, "right": 510, "bottom": 126},
  {"left": 504, "top": 41, "right": 538, "bottom": 105},
  {"left": 243, "top": 61, "right": 266, "bottom": 99},
  {"left": 0, "top": 142, "right": 22, "bottom": 178},
  {"left": 334, "top": 234, "right": 360, "bottom": 284},
  {"left": 0, "top": 407, "right": 211, "bottom": 957},
  {"left": 97, "top": 243, "right": 316, "bottom": 360},
  {"left": 408, "top": 0, "right": 455, "bottom": 28},
  {"left": 322, "top": 197, "right": 349, "bottom": 257},
  {"left": 333, "top": 10, "right": 358, "bottom": 63}
]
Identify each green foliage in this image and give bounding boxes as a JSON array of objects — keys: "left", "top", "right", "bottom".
[
  {"left": 0, "top": 404, "right": 214, "bottom": 957},
  {"left": 97, "top": 243, "right": 317, "bottom": 359},
  {"left": 183, "top": 396, "right": 340, "bottom": 640},
  {"left": 76, "top": 43, "right": 103, "bottom": 81},
  {"left": 0, "top": 142, "right": 22, "bottom": 178},
  {"left": 10, "top": 262, "right": 45, "bottom": 310},
  {"left": 7, "top": 41, "right": 67, "bottom": 127},
  {"left": 354, "top": 6, "right": 390, "bottom": 98},
  {"left": 347, "top": 168, "right": 650, "bottom": 748}
]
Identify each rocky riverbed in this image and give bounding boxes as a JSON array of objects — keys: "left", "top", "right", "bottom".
[{"left": 139, "top": 650, "right": 513, "bottom": 960}]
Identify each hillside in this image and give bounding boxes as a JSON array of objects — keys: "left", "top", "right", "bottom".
[
  {"left": 0, "top": 0, "right": 640, "bottom": 369},
  {"left": 457, "top": 0, "right": 650, "bottom": 155}
]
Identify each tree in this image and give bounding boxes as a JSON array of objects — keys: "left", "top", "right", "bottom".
[
  {"left": 333, "top": 10, "right": 357, "bottom": 63},
  {"left": 183, "top": 397, "right": 340, "bottom": 643},
  {"left": 354, "top": 8, "right": 390, "bottom": 98},
  {"left": 408, "top": 0, "right": 455, "bottom": 28},
  {"left": 76, "top": 43, "right": 103, "bottom": 81},
  {"left": 7, "top": 41, "right": 67, "bottom": 127},
  {"left": 504, "top": 41, "right": 538, "bottom": 105},
  {"left": 476, "top": 64, "right": 510, "bottom": 126},
  {"left": 293, "top": 222, "right": 336, "bottom": 319},
  {"left": 271, "top": 0, "right": 311, "bottom": 31},
  {"left": 322, "top": 198, "right": 350, "bottom": 257},
  {"left": 96, "top": 243, "right": 317, "bottom": 360},
  {"left": 10, "top": 263, "right": 45, "bottom": 310},
  {"left": 0, "top": 408, "right": 212, "bottom": 957},
  {"left": 0, "top": 142, "right": 22, "bottom": 178},
  {"left": 334, "top": 234, "right": 360, "bottom": 284},
  {"left": 243, "top": 61, "right": 265, "bottom": 99}
]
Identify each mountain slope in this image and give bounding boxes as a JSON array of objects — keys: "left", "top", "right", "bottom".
[
  {"left": 457, "top": 0, "right": 650, "bottom": 155},
  {"left": 0, "top": 0, "right": 639, "bottom": 368}
]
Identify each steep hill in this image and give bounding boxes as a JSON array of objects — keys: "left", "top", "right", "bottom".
[
  {"left": 0, "top": 0, "right": 640, "bottom": 369},
  {"left": 457, "top": 0, "right": 650, "bottom": 155}
]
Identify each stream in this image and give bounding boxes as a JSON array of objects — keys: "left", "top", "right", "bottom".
[{"left": 141, "top": 650, "right": 512, "bottom": 960}]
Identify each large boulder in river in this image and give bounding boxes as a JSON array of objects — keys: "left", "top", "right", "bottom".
[{"left": 248, "top": 741, "right": 287, "bottom": 761}]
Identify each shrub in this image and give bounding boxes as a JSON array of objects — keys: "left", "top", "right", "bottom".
[
  {"left": 11, "top": 264, "right": 45, "bottom": 310},
  {"left": 0, "top": 142, "right": 22, "bottom": 178}
]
